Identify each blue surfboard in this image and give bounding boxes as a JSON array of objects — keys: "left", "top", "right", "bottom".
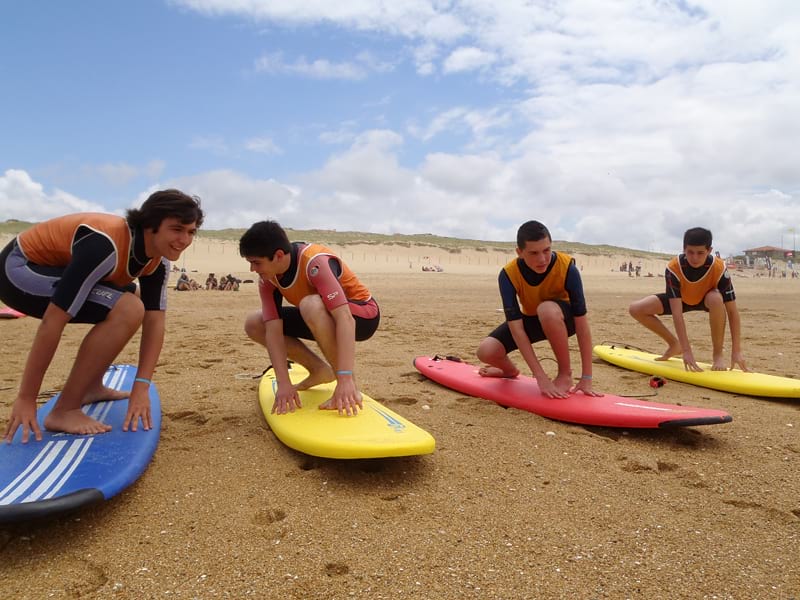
[{"left": 0, "top": 364, "right": 161, "bottom": 523}]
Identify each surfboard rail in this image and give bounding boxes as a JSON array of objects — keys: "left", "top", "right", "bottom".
[
  {"left": 0, "top": 364, "right": 161, "bottom": 523},
  {"left": 414, "top": 355, "right": 732, "bottom": 428},
  {"left": 594, "top": 343, "right": 800, "bottom": 398}
]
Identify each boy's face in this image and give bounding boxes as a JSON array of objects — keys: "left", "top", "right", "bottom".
[
  {"left": 516, "top": 237, "right": 552, "bottom": 274},
  {"left": 149, "top": 217, "right": 198, "bottom": 261},
  {"left": 244, "top": 251, "right": 286, "bottom": 279},
  {"left": 684, "top": 244, "right": 712, "bottom": 268}
]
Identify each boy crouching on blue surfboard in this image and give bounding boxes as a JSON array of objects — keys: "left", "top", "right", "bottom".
[
  {"left": 476, "top": 220, "right": 601, "bottom": 399},
  {"left": 0, "top": 190, "right": 204, "bottom": 443},
  {"left": 239, "top": 221, "right": 380, "bottom": 417},
  {"left": 628, "top": 227, "right": 748, "bottom": 373}
]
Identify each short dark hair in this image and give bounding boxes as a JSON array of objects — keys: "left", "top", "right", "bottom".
[
  {"left": 239, "top": 220, "right": 292, "bottom": 259},
  {"left": 516, "top": 220, "right": 551, "bottom": 249},
  {"left": 126, "top": 189, "right": 204, "bottom": 231},
  {"left": 683, "top": 227, "right": 712, "bottom": 249}
]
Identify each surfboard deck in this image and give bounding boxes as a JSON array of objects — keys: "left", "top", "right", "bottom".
[
  {"left": 594, "top": 343, "right": 800, "bottom": 398},
  {"left": 414, "top": 355, "right": 732, "bottom": 428},
  {"left": 258, "top": 364, "right": 435, "bottom": 459},
  {"left": 0, "top": 364, "right": 161, "bottom": 523},
  {"left": 0, "top": 306, "right": 25, "bottom": 318}
]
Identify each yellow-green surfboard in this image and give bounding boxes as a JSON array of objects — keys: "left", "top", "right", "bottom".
[
  {"left": 258, "top": 364, "right": 435, "bottom": 459},
  {"left": 594, "top": 343, "right": 800, "bottom": 398}
]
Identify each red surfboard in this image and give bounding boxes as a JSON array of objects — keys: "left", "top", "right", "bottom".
[
  {"left": 413, "top": 355, "right": 732, "bottom": 429},
  {"left": 0, "top": 306, "right": 25, "bottom": 319}
]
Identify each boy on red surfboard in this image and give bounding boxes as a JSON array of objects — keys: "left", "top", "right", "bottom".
[
  {"left": 476, "top": 220, "right": 601, "bottom": 399},
  {"left": 628, "top": 226, "right": 748, "bottom": 373}
]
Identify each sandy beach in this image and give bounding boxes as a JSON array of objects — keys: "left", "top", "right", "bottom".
[{"left": 0, "top": 237, "right": 798, "bottom": 599}]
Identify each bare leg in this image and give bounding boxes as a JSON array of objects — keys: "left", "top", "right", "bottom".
[
  {"left": 295, "top": 296, "right": 344, "bottom": 396},
  {"left": 45, "top": 293, "right": 144, "bottom": 435},
  {"left": 476, "top": 337, "right": 520, "bottom": 378},
  {"left": 705, "top": 290, "right": 727, "bottom": 370},
  {"left": 538, "top": 301, "right": 572, "bottom": 393},
  {"left": 244, "top": 308, "right": 335, "bottom": 391},
  {"left": 629, "top": 295, "right": 681, "bottom": 360},
  {"left": 285, "top": 337, "right": 334, "bottom": 390}
]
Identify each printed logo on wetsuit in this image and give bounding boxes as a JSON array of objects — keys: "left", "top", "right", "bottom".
[
  {"left": 327, "top": 291, "right": 339, "bottom": 301},
  {"left": 91, "top": 289, "right": 114, "bottom": 301},
  {"left": 309, "top": 266, "right": 319, "bottom": 277}
]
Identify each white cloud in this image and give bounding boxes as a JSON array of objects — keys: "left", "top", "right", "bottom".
[
  {"left": 254, "top": 52, "right": 368, "bottom": 80},
  {"left": 245, "top": 137, "right": 282, "bottom": 154},
  {"left": 9, "top": 2, "right": 800, "bottom": 259},
  {"left": 0, "top": 169, "right": 107, "bottom": 222},
  {"left": 443, "top": 46, "right": 497, "bottom": 73}
]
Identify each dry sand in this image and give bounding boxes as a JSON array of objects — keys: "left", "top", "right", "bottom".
[{"left": 0, "top": 238, "right": 798, "bottom": 599}]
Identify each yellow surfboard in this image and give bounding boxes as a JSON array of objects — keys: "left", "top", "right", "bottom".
[
  {"left": 258, "top": 364, "right": 436, "bottom": 459},
  {"left": 594, "top": 343, "right": 800, "bottom": 398}
]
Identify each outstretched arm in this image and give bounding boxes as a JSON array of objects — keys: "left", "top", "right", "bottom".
[
  {"left": 325, "top": 304, "right": 362, "bottom": 416},
  {"left": 123, "top": 309, "right": 165, "bottom": 432},
  {"left": 669, "top": 297, "right": 701, "bottom": 371},
  {"left": 571, "top": 314, "right": 602, "bottom": 396},
  {"left": 509, "top": 319, "right": 568, "bottom": 398},
  {"left": 4, "top": 303, "right": 71, "bottom": 443},
  {"left": 264, "top": 318, "right": 301, "bottom": 414}
]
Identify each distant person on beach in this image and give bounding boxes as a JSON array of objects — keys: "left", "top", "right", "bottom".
[
  {"left": 475, "top": 220, "right": 601, "bottom": 399},
  {"left": 628, "top": 227, "right": 748, "bottom": 372},
  {"left": 0, "top": 189, "right": 204, "bottom": 443},
  {"left": 176, "top": 271, "right": 200, "bottom": 291},
  {"left": 239, "top": 221, "right": 380, "bottom": 416}
]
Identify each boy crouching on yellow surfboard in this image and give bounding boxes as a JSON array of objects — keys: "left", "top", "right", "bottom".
[{"left": 629, "top": 227, "right": 748, "bottom": 373}]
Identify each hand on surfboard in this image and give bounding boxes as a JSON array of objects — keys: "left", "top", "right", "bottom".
[
  {"left": 123, "top": 391, "right": 152, "bottom": 432},
  {"left": 681, "top": 349, "right": 704, "bottom": 373},
  {"left": 570, "top": 378, "right": 603, "bottom": 397},
  {"left": 4, "top": 398, "right": 43, "bottom": 444},
  {"left": 536, "top": 376, "right": 571, "bottom": 399},
  {"left": 728, "top": 351, "right": 749, "bottom": 373},
  {"left": 271, "top": 382, "right": 302, "bottom": 414},
  {"left": 319, "top": 377, "right": 363, "bottom": 416}
]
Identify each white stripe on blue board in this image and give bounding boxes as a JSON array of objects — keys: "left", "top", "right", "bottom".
[
  {"left": 23, "top": 438, "right": 90, "bottom": 502},
  {"left": 1, "top": 365, "right": 131, "bottom": 505},
  {"left": 0, "top": 441, "right": 69, "bottom": 505},
  {"left": 43, "top": 438, "right": 94, "bottom": 500}
]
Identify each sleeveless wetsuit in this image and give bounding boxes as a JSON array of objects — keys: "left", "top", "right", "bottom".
[
  {"left": 0, "top": 213, "right": 169, "bottom": 323},
  {"left": 489, "top": 251, "right": 587, "bottom": 351},
  {"left": 656, "top": 254, "right": 735, "bottom": 314},
  {"left": 258, "top": 242, "right": 380, "bottom": 341}
]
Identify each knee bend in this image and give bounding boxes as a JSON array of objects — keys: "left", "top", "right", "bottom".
[
  {"left": 705, "top": 290, "right": 723, "bottom": 309},
  {"left": 477, "top": 337, "right": 503, "bottom": 362},
  {"left": 538, "top": 302, "right": 564, "bottom": 325},
  {"left": 113, "top": 293, "right": 145, "bottom": 325},
  {"left": 243, "top": 314, "right": 264, "bottom": 340}
]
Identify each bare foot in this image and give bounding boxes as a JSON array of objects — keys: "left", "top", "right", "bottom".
[
  {"left": 711, "top": 356, "right": 727, "bottom": 371},
  {"left": 478, "top": 366, "right": 519, "bottom": 378},
  {"left": 295, "top": 365, "right": 335, "bottom": 391},
  {"left": 81, "top": 385, "right": 130, "bottom": 406},
  {"left": 655, "top": 342, "right": 682, "bottom": 361},
  {"left": 553, "top": 373, "right": 573, "bottom": 395},
  {"left": 44, "top": 408, "right": 112, "bottom": 435}
]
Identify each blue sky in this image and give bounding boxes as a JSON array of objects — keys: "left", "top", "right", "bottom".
[{"left": 1, "top": 1, "right": 799, "bottom": 255}]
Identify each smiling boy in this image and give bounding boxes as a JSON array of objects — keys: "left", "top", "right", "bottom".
[
  {"left": 0, "top": 189, "right": 204, "bottom": 442},
  {"left": 476, "top": 220, "right": 600, "bottom": 399},
  {"left": 628, "top": 226, "right": 747, "bottom": 372}
]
